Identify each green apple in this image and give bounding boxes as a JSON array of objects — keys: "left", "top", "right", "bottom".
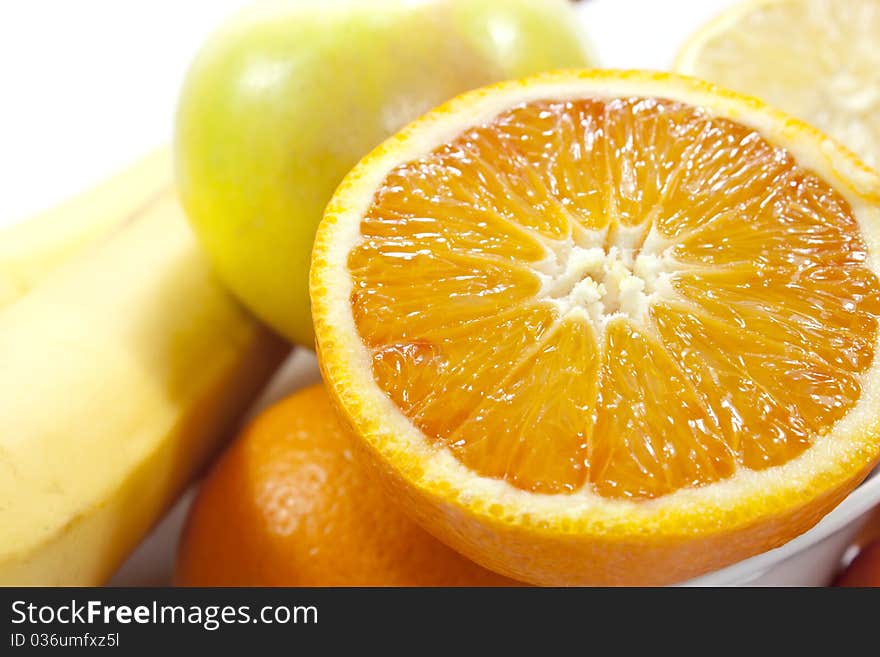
[{"left": 176, "top": 0, "right": 594, "bottom": 346}]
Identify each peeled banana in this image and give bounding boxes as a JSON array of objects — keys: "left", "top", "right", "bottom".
[
  {"left": 0, "top": 147, "right": 172, "bottom": 309},
  {"left": 0, "top": 186, "right": 288, "bottom": 584}
]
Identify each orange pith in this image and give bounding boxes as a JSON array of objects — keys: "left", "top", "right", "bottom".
[{"left": 347, "top": 96, "right": 880, "bottom": 500}]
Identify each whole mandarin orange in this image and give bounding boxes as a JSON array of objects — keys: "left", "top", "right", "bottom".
[{"left": 175, "top": 383, "right": 518, "bottom": 586}]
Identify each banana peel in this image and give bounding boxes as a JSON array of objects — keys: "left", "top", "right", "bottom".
[
  {"left": 0, "top": 148, "right": 172, "bottom": 309},
  {"left": 0, "top": 190, "right": 288, "bottom": 584}
]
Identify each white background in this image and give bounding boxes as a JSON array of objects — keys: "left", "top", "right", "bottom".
[
  {"left": 0, "top": 0, "right": 737, "bottom": 583},
  {"left": 0, "top": 0, "right": 734, "bottom": 229}
]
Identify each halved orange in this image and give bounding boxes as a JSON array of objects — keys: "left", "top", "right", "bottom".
[{"left": 310, "top": 70, "right": 880, "bottom": 585}]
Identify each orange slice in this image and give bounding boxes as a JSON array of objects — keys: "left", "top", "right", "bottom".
[{"left": 311, "top": 70, "right": 880, "bottom": 585}]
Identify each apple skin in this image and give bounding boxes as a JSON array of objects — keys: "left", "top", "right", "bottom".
[{"left": 175, "top": 0, "right": 593, "bottom": 346}]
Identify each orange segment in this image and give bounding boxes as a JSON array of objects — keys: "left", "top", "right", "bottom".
[
  {"left": 349, "top": 246, "right": 540, "bottom": 344},
  {"left": 673, "top": 266, "right": 879, "bottom": 373},
  {"left": 673, "top": 170, "right": 868, "bottom": 268},
  {"left": 370, "top": 303, "right": 557, "bottom": 440},
  {"left": 448, "top": 315, "right": 599, "bottom": 494},
  {"left": 652, "top": 302, "right": 851, "bottom": 469},
  {"left": 347, "top": 93, "right": 879, "bottom": 500},
  {"left": 486, "top": 101, "right": 611, "bottom": 233},
  {"left": 590, "top": 318, "right": 735, "bottom": 499},
  {"left": 601, "top": 98, "right": 698, "bottom": 229},
  {"left": 657, "top": 116, "right": 795, "bottom": 239},
  {"left": 360, "top": 158, "right": 548, "bottom": 261}
]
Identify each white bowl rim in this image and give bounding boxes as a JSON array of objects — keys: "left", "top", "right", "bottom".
[{"left": 685, "top": 469, "right": 880, "bottom": 585}]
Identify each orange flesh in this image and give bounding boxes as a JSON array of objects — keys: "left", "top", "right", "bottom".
[{"left": 348, "top": 97, "right": 880, "bottom": 499}]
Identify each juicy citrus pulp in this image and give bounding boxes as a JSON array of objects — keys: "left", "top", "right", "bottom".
[
  {"left": 312, "top": 71, "right": 880, "bottom": 584},
  {"left": 349, "top": 95, "right": 880, "bottom": 500},
  {"left": 675, "top": 0, "right": 880, "bottom": 170}
]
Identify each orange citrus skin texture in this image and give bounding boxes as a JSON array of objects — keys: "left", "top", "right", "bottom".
[
  {"left": 175, "top": 384, "right": 518, "bottom": 587},
  {"left": 367, "top": 451, "right": 873, "bottom": 586},
  {"left": 311, "top": 70, "right": 880, "bottom": 585}
]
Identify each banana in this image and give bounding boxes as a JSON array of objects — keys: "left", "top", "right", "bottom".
[
  {"left": 0, "top": 189, "right": 289, "bottom": 584},
  {"left": 0, "top": 147, "right": 172, "bottom": 309}
]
